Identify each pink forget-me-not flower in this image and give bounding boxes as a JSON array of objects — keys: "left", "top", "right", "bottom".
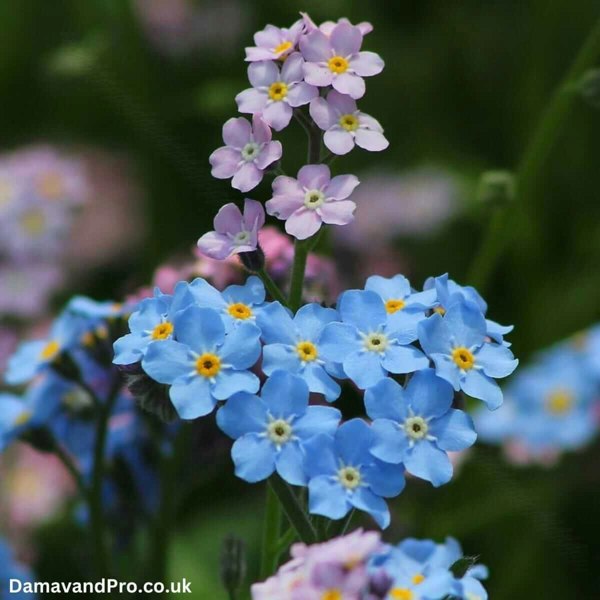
[{"left": 245, "top": 19, "right": 305, "bottom": 62}]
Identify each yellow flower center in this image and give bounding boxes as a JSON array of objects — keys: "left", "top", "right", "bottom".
[
  {"left": 274, "top": 40, "right": 293, "bottom": 55},
  {"left": 40, "top": 340, "right": 60, "bottom": 361},
  {"left": 385, "top": 299, "right": 406, "bottom": 314},
  {"left": 546, "top": 389, "right": 573, "bottom": 414},
  {"left": 433, "top": 305, "right": 446, "bottom": 316},
  {"left": 338, "top": 466, "right": 361, "bottom": 490},
  {"left": 36, "top": 172, "right": 64, "bottom": 199},
  {"left": 296, "top": 341, "right": 319, "bottom": 362},
  {"left": 267, "top": 419, "right": 293, "bottom": 445},
  {"left": 339, "top": 113, "right": 359, "bottom": 131},
  {"left": 151, "top": 321, "right": 174, "bottom": 340},
  {"left": 268, "top": 81, "right": 288, "bottom": 101},
  {"left": 81, "top": 331, "right": 95, "bottom": 347},
  {"left": 328, "top": 55, "right": 349, "bottom": 74},
  {"left": 21, "top": 210, "right": 46, "bottom": 236},
  {"left": 363, "top": 332, "right": 389, "bottom": 353},
  {"left": 14, "top": 411, "right": 32, "bottom": 427},
  {"left": 390, "top": 589, "right": 413, "bottom": 600},
  {"left": 195, "top": 353, "right": 222, "bottom": 378},
  {"left": 322, "top": 591, "right": 342, "bottom": 600},
  {"left": 227, "top": 303, "right": 253, "bottom": 320},
  {"left": 452, "top": 346, "right": 475, "bottom": 370},
  {"left": 412, "top": 573, "right": 425, "bottom": 585}
]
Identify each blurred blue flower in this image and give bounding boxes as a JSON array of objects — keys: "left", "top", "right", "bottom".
[
  {"left": 418, "top": 302, "right": 518, "bottom": 409},
  {"left": 0, "top": 538, "right": 36, "bottom": 599},
  {"left": 303, "top": 418, "right": 405, "bottom": 528},
  {"left": 113, "top": 283, "right": 192, "bottom": 365},
  {"left": 257, "top": 301, "right": 341, "bottom": 402},
  {"left": 320, "top": 290, "right": 429, "bottom": 389},
  {"left": 189, "top": 275, "right": 266, "bottom": 330},
  {"left": 216, "top": 371, "right": 341, "bottom": 485},
  {"left": 366, "top": 369, "right": 476, "bottom": 486},
  {"left": 142, "top": 305, "right": 261, "bottom": 419}
]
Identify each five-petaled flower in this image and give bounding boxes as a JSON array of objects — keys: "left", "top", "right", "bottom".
[
  {"left": 266, "top": 164, "right": 359, "bottom": 240},
  {"left": 209, "top": 116, "right": 282, "bottom": 192},
  {"left": 245, "top": 20, "right": 305, "bottom": 62}
]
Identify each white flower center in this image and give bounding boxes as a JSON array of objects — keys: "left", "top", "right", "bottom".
[
  {"left": 338, "top": 466, "right": 361, "bottom": 490},
  {"left": 404, "top": 416, "right": 429, "bottom": 440},
  {"left": 363, "top": 332, "right": 389, "bottom": 353},
  {"left": 233, "top": 230, "right": 251, "bottom": 245},
  {"left": 266, "top": 418, "right": 293, "bottom": 445},
  {"left": 241, "top": 142, "right": 260, "bottom": 162},
  {"left": 303, "top": 189, "right": 325, "bottom": 210}
]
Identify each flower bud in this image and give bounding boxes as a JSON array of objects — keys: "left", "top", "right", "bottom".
[
  {"left": 238, "top": 245, "right": 265, "bottom": 273},
  {"left": 219, "top": 535, "right": 246, "bottom": 597},
  {"left": 477, "top": 170, "right": 515, "bottom": 206}
]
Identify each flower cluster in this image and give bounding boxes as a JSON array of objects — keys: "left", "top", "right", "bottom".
[
  {"left": 475, "top": 326, "right": 600, "bottom": 465},
  {"left": 113, "top": 271, "right": 516, "bottom": 528},
  {"left": 0, "top": 146, "right": 88, "bottom": 318},
  {"left": 251, "top": 528, "right": 489, "bottom": 600}
]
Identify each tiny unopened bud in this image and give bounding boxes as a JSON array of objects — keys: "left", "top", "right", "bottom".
[
  {"left": 579, "top": 68, "right": 600, "bottom": 108},
  {"left": 220, "top": 535, "right": 246, "bottom": 597},
  {"left": 477, "top": 170, "right": 515, "bottom": 206},
  {"left": 238, "top": 245, "right": 265, "bottom": 273}
]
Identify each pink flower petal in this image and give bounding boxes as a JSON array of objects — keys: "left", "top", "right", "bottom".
[
  {"left": 309, "top": 97, "right": 336, "bottom": 130},
  {"left": 242, "top": 198, "right": 266, "bottom": 231},
  {"left": 326, "top": 174, "right": 360, "bottom": 200},
  {"left": 332, "top": 72, "right": 365, "bottom": 99},
  {"left": 232, "top": 162, "right": 262, "bottom": 192},
  {"left": 235, "top": 88, "right": 267, "bottom": 114},
  {"left": 209, "top": 147, "right": 241, "bottom": 178},
  {"left": 255, "top": 140, "right": 282, "bottom": 170},
  {"left": 355, "top": 129, "right": 389, "bottom": 152},
  {"left": 285, "top": 209, "right": 322, "bottom": 240},
  {"left": 317, "top": 200, "right": 356, "bottom": 225},
  {"left": 214, "top": 203, "right": 243, "bottom": 234},
  {"left": 197, "top": 231, "right": 234, "bottom": 260},
  {"left": 266, "top": 195, "right": 304, "bottom": 220},
  {"left": 272, "top": 175, "right": 303, "bottom": 197},
  {"left": 330, "top": 23, "right": 363, "bottom": 56},
  {"left": 323, "top": 128, "right": 355, "bottom": 155},
  {"left": 262, "top": 101, "right": 293, "bottom": 131},
  {"left": 248, "top": 60, "right": 279, "bottom": 88},
  {"left": 281, "top": 52, "right": 304, "bottom": 83},
  {"left": 286, "top": 82, "right": 318, "bottom": 107},
  {"left": 297, "top": 164, "right": 331, "bottom": 190},
  {"left": 357, "top": 112, "right": 384, "bottom": 132},
  {"left": 303, "top": 63, "right": 334, "bottom": 87},
  {"left": 327, "top": 89, "right": 357, "bottom": 115},
  {"left": 222, "top": 117, "right": 252, "bottom": 148},
  {"left": 245, "top": 47, "right": 276, "bottom": 62},
  {"left": 299, "top": 30, "right": 331, "bottom": 63},
  {"left": 350, "top": 51, "right": 384, "bottom": 77},
  {"left": 252, "top": 115, "right": 272, "bottom": 144},
  {"left": 254, "top": 25, "right": 282, "bottom": 48}
]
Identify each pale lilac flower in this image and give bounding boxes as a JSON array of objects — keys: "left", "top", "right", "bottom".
[
  {"left": 236, "top": 53, "right": 318, "bottom": 131},
  {"left": 245, "top": 20, "right": 305, "bottom": 62},
  {"left": 209, "top": 115, "right": 282, "bottom": 192},
  {"left": 266, "top": 164, "right": 359, "bottom": 240},
  {"left": 299, "top": 22, "right": 384, "bottom": 99},
  {"left": 197, "top": 198, "right": 265, "bottom": 259},
  {"left": 301, "top": 13, "right": 373, "bottom": 37},
  {"left": 310, "top": 90, "right": 388, "bottom": 155}
]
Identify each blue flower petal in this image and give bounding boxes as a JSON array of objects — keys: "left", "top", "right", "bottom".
[
  {"left": 365, "top": 274, "right": 412, "bottom": 300},
  {"left": 231, "top": 433, "right": 276, "bottom": 482},
  {"left": 212, "top": 370, "right": 259, "bottom": 400},
  {"left": 188, "top": 278, "right": 226, "bottom": 311},
  {"left": 256, "top": 302, "right": 296, "bottom": 345},
  {"left": 417, "top": 569, "right": 454, "bottom": 598},
  {"left": 223, "top": 275, "right": 265, "bottom": 306},
  {"left": 363, "top": 459, "right": 405, "bottom": 497},
  {"left": 335, "top": 419, "right": 374, "bottom": 465},
  {"left": 475, "top": 343, "right": 518, "bottom": 378},
  {"left": 350, "top": 487, "right": 390, "bottom": 528},
  {"left": 319, "top": 322, "right": 360, "bottom": 360},
  {"left": 142, "top": 340, "right": 192, "bottom": 384},
  {"left": 219, "top": 322, "right": 262, "bottom": 369},
  {"left": 216, "top": 392, "right": 267, "bottom": 438},
  {"left": 303, "top": 433, "right": 338, "bottom": 477},
  {"left": 302, "top": 363, "right": 341, "bottom": 402},
  {"left": 129, "top": 297, "right": 168, "bottom": 333},
  {"left": 404, "top": 441, "right": 453, "bottom": 486},
  {"left": 260, "top": 371, "right": 308, "bottom": 416},
  {"left": 462, "top": 369, "right": 503, "bottom": 409},
  {"left": 430, "top": 354, "right": 461, "bottom": 390},
  {"left": 406, "top": 368, "right": 454, "bottom": 418},
  {"left": 294, "top": 303, "right": 338, "bottom": 340},
  {"left": 5, "top": 341, "right": 47, "bottom": 385},
  {"left": 430, "top": 409, "right": 477, "bottom": 451},
  {"left": 276, "top": 442, "right": 307, "bottom": 486},
  {"left": 338, "top": 290, "right": 387, "bottom": 332},
  {"left": 262, "top": 343, "right": 301, "bottom": 375},
  {"left": 113, "top": 333, "right": 148, "bottom": 365},
  {"left": 294, "top": 405, "right": 341, "bottom": 439},
  {"left": 370, "top": 419, "right": 409, "bottom": 463},
  {"left": 343, "top": 350, "right": 387, "bottom": 389},
  {"left": 364, "top": 378, "right": 408, "bottom": 422},
  {"left": 382, "top": 344, "right": 429, "bottom": 375},
  {"left": 418, "top": 313, "right": 452, "bottom": 355},
  {"left": 170, "top": 376, "right": 215, "bottom": 419},
  {"left": 444, "top": 301, "right": 487, "bottom": 348},
  {"left": 308, "top": 474, "right": 351, "bottom": 520},
  {"left": 174, "top": 306, "right": 225, "bottom": 352}
]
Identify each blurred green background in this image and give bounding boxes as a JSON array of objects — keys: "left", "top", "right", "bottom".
[{"left": 2, "top": 0, "right": 600, "bottom": 597}]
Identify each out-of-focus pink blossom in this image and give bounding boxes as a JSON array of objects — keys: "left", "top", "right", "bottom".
[{"left": 0, "top": 327, "right": 18, "bottom": 375}]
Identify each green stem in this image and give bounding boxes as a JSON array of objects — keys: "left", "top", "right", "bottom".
[
  {"left": 288, "top": 240, "right": 310, "bottom": 312},
  {"left": 53, "top": 441, "right": 88, "bottom": 500},
  {"left": 268, "top": 477, "right": 317, "bottom": 544},
  {"left": 467, "top": 16, "right": 600, "bottom": 291},
  {"left": 260, "top": 483, "right": 283, "bottom": 579},
  {"left": 257, "top": 268, "right": 289, "bottom": 307}
]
